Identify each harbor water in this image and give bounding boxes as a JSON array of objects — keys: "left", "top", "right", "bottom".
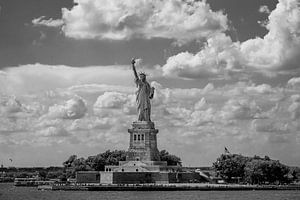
[{"left": 1, "top": 183, "right": 300, "bottom": 200}]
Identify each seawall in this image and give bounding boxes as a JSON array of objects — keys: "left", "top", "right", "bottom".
[{"left": 40, "top": 183, "right": 300, "bottom": 191}]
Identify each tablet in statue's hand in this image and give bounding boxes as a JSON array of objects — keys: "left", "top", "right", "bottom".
[{"left": 149, "top": 87, "right": 155, "bottom": 99}]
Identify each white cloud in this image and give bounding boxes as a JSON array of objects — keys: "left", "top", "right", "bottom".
[
  {"left": 189, "top": 107, "right": 215, "bottom": 126},
  {"left": 241, "top": 0, "right": 300, "bottom": 70},
  {"left": 287, "top": 77, "right": 300, "bottom": 88},
  {"left": 162, "top": 0, "right": 300, "bottom": 79},
  {"left": 93, "top": 92, "right": 136, "bottom": 117},
  {"left": 288, "top": 94, "right": 300, "bottom": 120},
  {"left": 32, "top": 16, "right": 64, "bottom": 27},
  {"left": 0, "top": 96, "right": 22, "bottom": 115},
  {"left": 245, "top": 84, "right": 273, "bottom": 94},
  {"left": 162, "top": 33, "right": 243, "bottom": 78},
  {"left": 194, "top": 97, "right": 208, "bottom": 110},
  {"left": 94, "top": 92, "right": 128, "bottom": 109},
  {"left": 59, "top": 0, "right": 227, "bottom": 44},
  {"left": 259, "top": 5, "right": 271, "bottom": 14},
  {"left": 47, "top": 98, "right": 87, "bottom": 119},
  {"left": 40, "top": 126, "right": 70, "bottom": 137},
  {"left": 220, "top": 99, "right": 261, "bottom": 120}
]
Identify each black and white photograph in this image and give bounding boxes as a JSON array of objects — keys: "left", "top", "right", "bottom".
[{"left": 0, "top": 0, "right": 300, "bottom": 199}]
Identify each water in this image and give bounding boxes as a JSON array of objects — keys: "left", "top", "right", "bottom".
[{"left": 1, "top": 183, "right": 300, "bottom": 200}]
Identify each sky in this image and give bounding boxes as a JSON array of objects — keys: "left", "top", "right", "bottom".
[{"left": 0, "top": 0, "right": 300, "bottom": 167}]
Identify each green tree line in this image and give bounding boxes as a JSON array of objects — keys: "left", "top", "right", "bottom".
[
  {"left": 63, "top": 149, "right": 181, "bottom": 177},
  {"left": 213, "top": 154, "right": 297, "bottom": 184}
]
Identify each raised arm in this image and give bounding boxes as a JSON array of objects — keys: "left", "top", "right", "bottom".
[{"left": 131, "top": 58, "right": 138, "bottom": 80}]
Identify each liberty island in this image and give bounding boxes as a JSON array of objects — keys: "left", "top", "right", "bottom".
[{"left": 75, "top": 59, "right": 208, "bottom": 185}]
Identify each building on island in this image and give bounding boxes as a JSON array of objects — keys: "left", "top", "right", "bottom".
[{"left": 76, "top": 121, "right": 209, "bottom": 184}]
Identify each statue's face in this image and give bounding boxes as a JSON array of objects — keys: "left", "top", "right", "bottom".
[{"left": 139, "top": 74, "right": 146, "bottom": 82}]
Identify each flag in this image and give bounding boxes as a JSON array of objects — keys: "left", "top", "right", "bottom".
[{"left": 224, "top": 147, "right": 230, "bottom": 154}]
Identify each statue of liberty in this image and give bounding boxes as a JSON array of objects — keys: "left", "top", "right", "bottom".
[{"left": 131, "top": 58, "right": 155, "bottom": 121}]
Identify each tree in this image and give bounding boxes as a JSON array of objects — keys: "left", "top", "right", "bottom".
[
  {"left": 18, "top": 172, "right": 30, "bottom": 178},
  {"left": 46, "top": 171, "right": 63, "bottom": 179},
  {"left": 213, "top": 154, "right": 249, "bottom": 182},
  {"left": 244, "top": 159, "right": 289, "bottom": 184},
  {"left": 63, "top": 149, "right": 181, "bottom": 172},
  {"left": 103, "top": 150, "right": 127, "bottom": 166},
  {"left": 38, "top": 170, "right": 48, "bottom": 180},
  {"left": 63, "top": 155, "right": 92, "bottom": 178},
  {"left": 89, "top": 154, "right": 106, "bottom": 171},
  {"left": 244, "top": 159, "right": 265, "bottom": 184},
  {"left": 90, "top": 150, "right": 127, "bottom": 171},
  {"left": 159, "top": 150, "right": 182, "bottom": 166},
  {"left": 72, "top": 157, "right": 91, "bottom": 171},
  {"left": 59, "top": 174, "right": 67, "bottom": 182},
  {"left": 213, "top": 153, "right": 290, "bottom": 184},
  {"left": 63, "top": 150, "right": 127, "bottom": 172},
  {"left": 63, "top": 155, "right": 77, "bottom": 168}
]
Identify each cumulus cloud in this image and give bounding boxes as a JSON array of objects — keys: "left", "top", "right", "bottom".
[
  {"left": 162, "top": 33, "right": 243, "bottom": 78},
  {"left": 58, "top": 0, "right": 227, "bottom": 44},
  {"left": 40, "top": 126, "right": 70, "bottom": 137},
  {"left": 288, "top": 94, "right": 300, "bottom": 120},
  {"left": 0, "top": 96, "right": 22, "bottom": 115},
  {"left": 239, "top": 0, "right": 300, "bottom": 70},
  {"left": 47, "top": 98, "right": 87, "bottom": 119},
  {"left": 259, "top": 5, "right": 271, "bottom": 14},
  {"left": 94, "top": 92, "right": 128, "bottom": 109},
  {"left": 188, "top": 107, "right": 215, "bottom": 126},
  {"left": 163, "top": 0, "right": 300, "bottom": 79},
  {"left": 220, "top": 99, "right": 261, "bottom": 120},
  {"left": 32, "top": 16, "right": 64, "bottom": 27},
  {"left": 93, "top": 92, "right": 136, "bottom": 116},
  {"left": 287, "top": 77, "right": 300, "bottom": 88},
  {"left": 194, "top": 97, "right": 208, "bottom": 110},
  {"left": 245, "top": 84, "right": 273, "bottom": 94}
]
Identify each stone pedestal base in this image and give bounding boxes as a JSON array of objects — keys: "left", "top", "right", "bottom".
[{"left": 127, "top": 121, "right": 160, "bottom": 161}]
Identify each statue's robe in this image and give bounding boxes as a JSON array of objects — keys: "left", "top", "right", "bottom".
[{"left": 135, "top": 78, "right": 152, "bottom": 121}]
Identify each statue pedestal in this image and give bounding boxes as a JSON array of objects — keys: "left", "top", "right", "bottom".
[{"left": 127, "top": 121, "right": 160, "bottom": 162}]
